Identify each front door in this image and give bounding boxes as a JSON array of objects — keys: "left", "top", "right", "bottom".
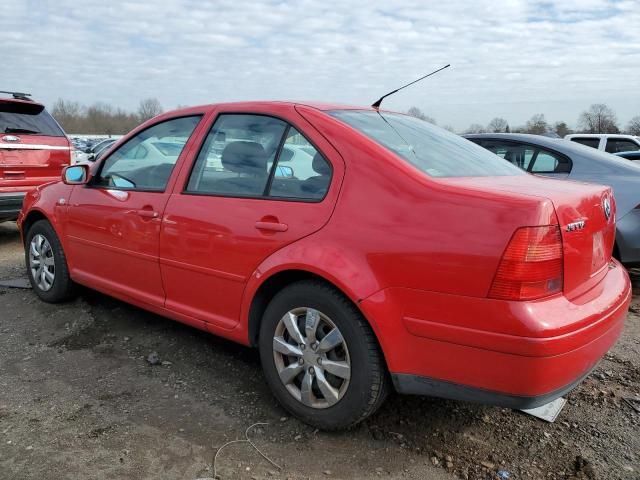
[
  {"left": 160, "top": 109, "right": 342, "bottom": 330},
  {"left": 66, "top": 115, "right": 203, "bottom": 306}
]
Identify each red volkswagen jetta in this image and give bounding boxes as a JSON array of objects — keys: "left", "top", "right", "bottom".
[{"left": 18, "top": 102, "right": 631, "bottom": 429}]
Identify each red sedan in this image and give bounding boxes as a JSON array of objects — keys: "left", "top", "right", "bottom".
[{"left": 17, "top": 102, "right": 631, "bottom": 429}]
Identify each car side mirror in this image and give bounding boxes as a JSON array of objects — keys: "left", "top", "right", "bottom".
[{"left": 62, "top": 165, "right": 90, "bottom": 185}]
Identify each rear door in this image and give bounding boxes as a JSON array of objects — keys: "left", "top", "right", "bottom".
[
  {"left": 160, "top": 106, "right": 344, "bottom": 331},
  {"left": 0, "top": 99, "right": 70, "bottom": 191}
]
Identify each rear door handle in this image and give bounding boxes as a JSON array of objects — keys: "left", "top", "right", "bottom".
[
  {"left": 255, "top": 221, "right": 288, "bottom": 232},
  {"left": 136, "top": 209, "right": 159, "bottom": 219}
]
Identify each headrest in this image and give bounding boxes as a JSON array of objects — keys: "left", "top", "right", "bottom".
[
  {"left": 221, "top": 141, "right": 267, "bottom": 175},
  {"left": 312, "top": 153, "right": 331, "bottom": 175}
]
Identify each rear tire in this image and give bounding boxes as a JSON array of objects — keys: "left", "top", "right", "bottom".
[
  {"left": 259, "top": 280, "right": 389, "bottom": 430},
  {"left": 25, "top": 220, "right": 76, "bottom": 303}
]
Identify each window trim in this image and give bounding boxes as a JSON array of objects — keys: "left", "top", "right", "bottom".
[
  {"left": 89, "top": 114, "right": 204, "bottom": 194},
  {"left": 473, "top": 138, "right": 573, "bottom": 174},
  {"left": 182, "top": 111, "right": 333, "bottom": 203}
]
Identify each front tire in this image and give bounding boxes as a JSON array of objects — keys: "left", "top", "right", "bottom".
[
  {"left": 259, "top": 280, "right": 389, "bottom": 430},
  {"left": 25, "top": 220, "right": 76, "bottom": 303}
]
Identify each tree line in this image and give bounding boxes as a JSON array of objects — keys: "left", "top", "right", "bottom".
[
  {"left": 51, "top": 98, "right": 640, "bottom": 137},
  {"left": 51, "top": 98, "right": 164, "bottom": 135},
  {"left": 407, "top": 104, "right": 640, "bottom": 136}
]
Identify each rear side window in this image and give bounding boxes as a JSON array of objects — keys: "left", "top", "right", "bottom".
[
  {"left": 186, "top": 114, "right": 288, "bottom": 197},
  {"left": 269, "top": 128, "right": 331, "bottom": 200},
  {"left": 482, "top": 140, "right": 571, "bottom": 174},
  {"left": 605, "top": 139, "right": 640, "bottom": 153},
  {"left": 187, "top": 114, "right": 332, "bottom": 201},
  {"left": 330, "top": 110, "right": 523, "bottom": 178},
  {"left": 0, "top": 101, "right": 65, "bottom": 137},
  {"left": 570, "top": 137, "right": 600, "bottom": 148}
]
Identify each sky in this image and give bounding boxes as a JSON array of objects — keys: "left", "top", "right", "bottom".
[{"left": 2, "top": 0, "right": 639, "bottom": 131}]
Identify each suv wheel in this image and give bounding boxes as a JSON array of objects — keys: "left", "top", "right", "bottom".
[
  {"left": 25, "top": 220, "right": 76, "bottom": 302},
  {"left": 259, "top": 280, "right": 389, "bottom": 430}
]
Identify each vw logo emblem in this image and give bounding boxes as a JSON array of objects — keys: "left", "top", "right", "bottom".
[{"left": 602, "top": 196, "right": 611, "bottom": 221}]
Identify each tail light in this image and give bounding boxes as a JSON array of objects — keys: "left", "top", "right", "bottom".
[{"left": 489, "top": 225, "right": 563, "bottom": 301}]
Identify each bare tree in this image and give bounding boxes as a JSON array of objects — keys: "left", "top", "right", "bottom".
[
  {"left": 407, "top": 106, "right": 436, "bottom": 124},
  {"left": 525, "top": 114, "right": 549, "bottom": 135},
  {"left": 553, "top": 121, "right": 572, "bottom": 138},
  {"left": 49, "top": 99, "right": 141, "bottom": 135},
  {"left": 442, "top": 125, "right": 456, "bottom": 133},
  {"left": 578, "top": 104, "right": 619, "bottom": 134},
  {"left": 465, "top": 123, "right": 487, "bottom": 134},
  {"left": 487, "top": 117, "right": 509, "bottom": 133},
  {"left": 627, "top": 116, "right": 640, "bottom": 136},
  {"left": 138, "top": 98, "right": 163, "bottom": 122}
]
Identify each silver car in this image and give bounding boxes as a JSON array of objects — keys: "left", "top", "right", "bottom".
[{"left": 465, "top": 133, "right": 640, "bottom": 266}]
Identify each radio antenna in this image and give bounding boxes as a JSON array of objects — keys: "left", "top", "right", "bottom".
[{"left": 371, "top": 64, "right": 450, "bottom": 109}]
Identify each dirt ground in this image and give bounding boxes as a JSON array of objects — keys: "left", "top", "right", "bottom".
[{"left": 0, "top": 222, "right": 638, "bottom": 480}]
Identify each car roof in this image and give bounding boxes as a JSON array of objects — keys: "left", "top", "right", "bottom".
[
  {"left": 463, "top": 132, "right": 640, "bottom": 170},
  {"left": 168, "top": 100, "right": 387, "bottom": 116},
  {"left": 565, "top": 133, "right": 639, "bottom": 139}
]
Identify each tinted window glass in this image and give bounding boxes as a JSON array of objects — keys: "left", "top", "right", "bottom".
[
  {"left": 268, "top": 128, "right": 331, "bottom": 200},
  {"left": 482, "top": 141, "right": 570, "bottom": 174},
  {"left": 0, "top": 102, "right": 65, "bottom": 137},
  {"left": 187, "top": 114, "right": 287, "bottom": 196},
  {"left": 605, "top": 139, "right": 640, "bottom": 153},
  {"left": 330, "top": 111, "right": 523, "bottom": 177},
  {"left": 531, "top": 151, "right": 562, "bottom": 173},
  {"left": 97, "top": 115, "right": 201, "bottom": 190},
  {"left": 570, "top": 137, "right": 600, "bottom": 148},
  {"left": 485, "top": 143, "right": 535, "bottom": 170}
]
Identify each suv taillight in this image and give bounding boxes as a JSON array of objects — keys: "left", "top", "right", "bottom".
[{"left": 489, "top": 225, "right": 563, "bottom": 301}]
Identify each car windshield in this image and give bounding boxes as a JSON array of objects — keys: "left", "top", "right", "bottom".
[
  {"left": 0, "top": 102, "right": 65, "bottom": 137},
  {"left": 330, "top": 110, "right": 524, "bottom": 178}
]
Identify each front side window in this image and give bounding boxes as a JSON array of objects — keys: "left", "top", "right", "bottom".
[
  {"left": 96, "top": 115, "right": 201, "bottom": 191},
  {"left": 330, "top": 110, "right": 523, "bottom": 178},
  {"left": 570, "top": 137, "right": 600, "bottom": 148},
  {"left": 187, "top": 115, "right": 332, "bottom": 200},
  {"left": 605, "top": 139, "right": 640, "bottom": 153}
]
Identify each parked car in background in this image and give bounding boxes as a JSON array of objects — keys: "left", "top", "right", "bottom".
[
  {"left": 0, "top": 91, "right": 71, "bottom": 222},
  {"left": 73, "top": 138, "right": 117, "bottom": 164},
  {"left": 565, "top": 133, "right": 640, "bottom": 153},
  {"left": 465, "top": 133, "right": 640, "bottom": 266},
  {"left": 18, "top": 102, "right": 631, "bottom": 429},
  {"left": 615, "top": 151, "right": 640, "bottom": 162}
]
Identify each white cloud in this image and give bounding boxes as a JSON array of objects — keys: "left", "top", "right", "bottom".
[{"left": 1, "top": 0, "right": 639, "bottom": 130}]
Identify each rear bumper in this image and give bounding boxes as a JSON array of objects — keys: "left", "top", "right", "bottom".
[
  {"left": 360, "top": 260, "right": 631, "bottom": 404},
  {"left": 0, "top": 192, "right": 26, "bottom": 221}
]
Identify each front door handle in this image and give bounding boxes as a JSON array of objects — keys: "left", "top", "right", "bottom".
[{"left": 255, "top": 219, "right": 288, "bottom": 232}]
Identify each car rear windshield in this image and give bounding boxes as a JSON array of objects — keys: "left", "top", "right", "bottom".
[
  {"left": 330, "top": 110, "right": 524, "bottom": 178},
  {"left": 0, "top": 102, "right": 65, "bottom": 137}
]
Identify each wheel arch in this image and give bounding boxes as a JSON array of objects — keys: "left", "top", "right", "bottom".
[
  {"left": 21, "top": 209, "right": 51, "bottom": 243},
  {"left": 247, "top": 269, "right": 345, "bottom": 346}
]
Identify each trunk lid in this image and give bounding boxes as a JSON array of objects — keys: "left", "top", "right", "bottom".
[
  {"left": 444, "top": 175, "right": 616, "bottom": 299},
  {"left": 0, "top": 99, "right": 70, "bottom": 190}
]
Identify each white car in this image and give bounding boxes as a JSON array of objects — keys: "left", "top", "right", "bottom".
[{"left": 565, "top": 133, "right": 640, "bottom": 154}]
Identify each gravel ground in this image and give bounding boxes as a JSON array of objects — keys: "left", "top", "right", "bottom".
[{"left": 0, "top": 221, "right": 638, "bottom": 480}]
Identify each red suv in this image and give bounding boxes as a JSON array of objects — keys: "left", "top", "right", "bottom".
[
  {"left": 17, "top": 102, "right": 632, "bottom": 429},
  {"left": 0, "top": 91, "right": 71, "bottom": 222}
]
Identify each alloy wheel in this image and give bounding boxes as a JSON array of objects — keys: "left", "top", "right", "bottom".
[
  {"left": 29, "top": 234, "right": 55, "bottom": 291},
  {"left": 272, "top": 307, "right": 351, "bottom": 409}
]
